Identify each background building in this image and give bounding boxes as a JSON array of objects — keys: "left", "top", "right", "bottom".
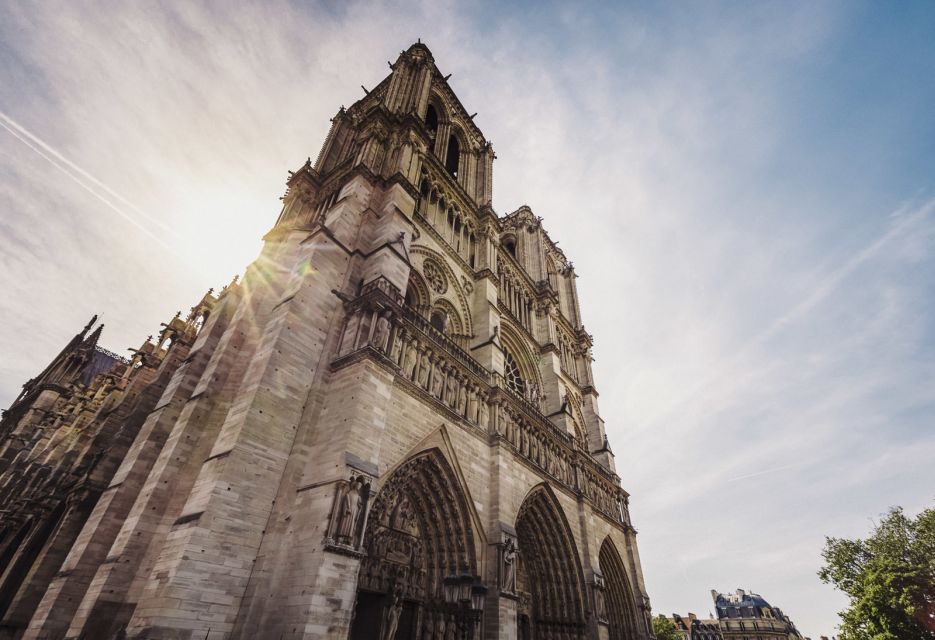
[
  {"left": 0, "top": 42, "right": 652, "bottom": 640},
  {"left": 669, "top": 613, "right": 723, "bottom": 640},
  {"left": 712, "top": 589, "right": 804, "bottom": 640}
]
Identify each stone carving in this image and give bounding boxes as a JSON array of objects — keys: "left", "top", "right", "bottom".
[
  {"left": 478, "top": 394, "right": 489, "bottom": 429},
  {"left": 337, "top": 477, "right": 364, "bottom": 543},
  {"left": 402, "top": 340, "right": 418, "bottom": 379},
  {"left": 372, "top": 311, "right": 391, "bottom": 352},
  {"left": 430, "top": 360, "right": 445, "bottom": 399},
  {"left": 423, "top": 259, "right": 447, "bottom": 294},
  {"left": 382, "top": 591, "right": 403, "bottom": 640},
  {"left": 593, "top": 573, "right": 607, "bottom": 621},
  {"left": 501, "top": 537, "right": 517, "bottom": 593},
  {"left": 325, "top": 474, "right": 372, "bottom": 550},
  {"left": 466, "top": 386, "right": 478, "bottom": 423},
  {"left": 417, "top": 349, "right": 431, "bottom": 388}
]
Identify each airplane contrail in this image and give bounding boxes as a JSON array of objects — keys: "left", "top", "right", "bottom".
[
  {"left": 0, "top": 110, "right": 186, "bottom": 256},
  {"left": 725, "top": 460, "right": 812, "bottom": 483}
]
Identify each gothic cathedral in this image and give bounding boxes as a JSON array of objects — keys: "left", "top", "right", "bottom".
[{"left": 0, "top": 43, "right": 653, "bottom": 640}]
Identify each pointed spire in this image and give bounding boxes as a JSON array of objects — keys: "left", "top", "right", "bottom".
[
  {"left": 83, "top": 324, "right": 104, "bottom": 349},
  {"left": 81, "top": 314, "right": 99, "bottom": 336}
]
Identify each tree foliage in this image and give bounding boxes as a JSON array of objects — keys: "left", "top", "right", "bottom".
[
  {"left": 652, "top": 614, "right": 683, "bottom": 640},
  {"left": 819, "top": 506, "right": 935, "bottom": 640}
]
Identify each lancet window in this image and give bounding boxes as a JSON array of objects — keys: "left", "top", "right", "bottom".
[
  {"left": 556, "top": 327, "right": 579, "bottom": 383},
  {"left": 415, "top": 174, "right": 478, "bottom": 267},
  {"left": 497, "top": 264, "right": 533, "bottom": 332}
]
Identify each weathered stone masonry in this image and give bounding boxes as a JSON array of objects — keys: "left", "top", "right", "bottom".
[{"left": 0, "top": 42, "right": 654, "bottom": 640}]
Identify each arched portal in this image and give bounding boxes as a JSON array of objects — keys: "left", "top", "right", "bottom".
[
  {"left": 515, "top": 484, "right": 587, "bottom": 639},
  {"left": 599, "top": 538, "right": 641, "bottom": 640},
  {"left": 350, "top": 449, "right": 479, "bottom": 640}
]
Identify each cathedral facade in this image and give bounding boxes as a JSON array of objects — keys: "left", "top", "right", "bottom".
[{"left": 0, "top": 43, "right": 652, "bottom": 640}]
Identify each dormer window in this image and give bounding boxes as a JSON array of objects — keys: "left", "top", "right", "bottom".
[{"left": 445, "top": 134, "right": 460, "bottom": 177}]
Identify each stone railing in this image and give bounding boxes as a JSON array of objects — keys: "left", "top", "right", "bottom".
[{"left": 332, "top": 277, "right": 630, "bottom": 526}]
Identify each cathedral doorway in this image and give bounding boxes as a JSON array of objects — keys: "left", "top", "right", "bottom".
[
  {"left": 514, "top": 485, "right": 587, "bottom": 640},
  {"left": 599, "top": 539, "right": 641, "bottom": 640},
  {"left": 349, "top": 449, "right": 479, "bottom": 640}
]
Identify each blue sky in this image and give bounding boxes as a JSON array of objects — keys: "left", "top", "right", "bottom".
[{"left": 1, "top": 1, "right": 934, "bottom": 636}]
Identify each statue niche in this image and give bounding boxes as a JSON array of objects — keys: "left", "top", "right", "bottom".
[{"left": 324, "top": 475, "right": 372, "bottom": 551}]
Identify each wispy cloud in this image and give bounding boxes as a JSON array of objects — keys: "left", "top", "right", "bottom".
[{"left": 1, "top": 2, "right": 933, "bottom": 637}]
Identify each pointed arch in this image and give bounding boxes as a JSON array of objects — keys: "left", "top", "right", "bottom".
[
  {"left": 515, "top": 483, "right": 587, "bottom": 639},
  {"left": 351, "top": 448, "right": 480, "bottom": 639},
  {"left": 430, "top": 298, "right": 464, "bottom": 337},
  {"left": 410, "top": 246, "right": 474, "bottom": 337},
  {"left": 600, "top": 537, "right": 642, "bottom": 640},
  {"left": 499, "top": 322, "right": 542, "bottom": 399},
  {"left": 405, "top": 269, "right": 431, "bottom": 317}
]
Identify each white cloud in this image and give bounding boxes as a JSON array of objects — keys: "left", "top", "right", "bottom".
[{"left": 1, "top": 2, "right": 932, "bottom": 637}]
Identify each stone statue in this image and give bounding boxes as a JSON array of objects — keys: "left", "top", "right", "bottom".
[
  {"left": 390, "top": 328, "right": 404, "bottom": 364},
  {"left": 417, "top": 351, "right": 430, "bottom": 388},
  {"left": 337, "top": 478, "right": 364, "bottom": 544},
  {"left": 430, "top": 361, "right": 445, "bottom": 399},
  {"left": 445, "top": 372, "right": 458, "bottom": 406},
  {"left": 422, "top": 611, "right": 434, "bottom": 640},
  {"left": 502, "top": 537, "right": 516, "bottom": 592},
  {"left": 467, "top": 386, "right": 478, "bottom": 423},
  {"left": 478, "top": 396, "right": 489, "bottom": 430},
  {"left": 372, "top": 311, "right": 391, "bottom": 352},
  {"left": 402, "top": 340, "right": 418, "bottom": 380},
  {"left": 382, "top": 592, "right": 402, "bottom": 640},
  {"left": 456, "top": 380, "right": 467, "bottom": 416}
]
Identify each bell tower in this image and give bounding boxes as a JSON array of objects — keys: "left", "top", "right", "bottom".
[{"left": 1, "top": 42, "right": 653, "bottom": 640}]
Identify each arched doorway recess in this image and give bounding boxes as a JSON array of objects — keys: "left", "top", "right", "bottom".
[
  {"left": 350, "top": 449, "right": 479, "bottom": 640},
  {"left": 514, "top": 484, "right": 587, "bottom": 640},
  {"left": 599, "top": 538, "right": 641, "bottom": 640}
]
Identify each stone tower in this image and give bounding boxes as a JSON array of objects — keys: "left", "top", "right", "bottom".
[{"left": 0, "top": 42, "right": 652, "bottom": 640}]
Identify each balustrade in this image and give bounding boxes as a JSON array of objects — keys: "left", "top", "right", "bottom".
[{"left": 333, "top": 277, "right": 630, "bottom": 525}]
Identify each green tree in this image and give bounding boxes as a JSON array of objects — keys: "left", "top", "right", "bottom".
[
  {"left": 652, "top": 614, "right": 683, "bottom": 640},
  {"left": 819, "top": 505, "right": 935, "bottom": 640}
]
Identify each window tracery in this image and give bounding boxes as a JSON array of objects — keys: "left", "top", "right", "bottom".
[
  {"left": 504, "top": 350, "right": 526, "bottom": 397},
  {"left": 423, "top": 259, "right": 447, "bottom": 294}
]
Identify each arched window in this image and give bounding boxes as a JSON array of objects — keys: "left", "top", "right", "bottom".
[
  {"left": 430, "top": 310, "right": 447, "bottom": 333},
  {"left": 445, "top": 134, "right": 460, "bottom": 177},
  {"left": 426, "top": 104, "right": 438, "bottom": 141},
  {"left": 502, "top": 234, "right": 517, "bottom": 258},
  {"left": 504, "top": 350, "right": 526, "bottom": 396}
]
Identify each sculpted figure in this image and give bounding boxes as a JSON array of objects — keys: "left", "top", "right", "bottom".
[
  {"left": 502, "top": 537, "right": 517, "bottom": 592},
  {"left": 467, "top": 386, "right": 478, "bottom": 423},
  {"left": 417, "top": 350, "right": 430, "bottom": 388},
  {"left": 456, "top": 379, "right": 467, "bottom": 416},
  {"left": 372, "top": 311, "right": 391, "bottom": 352},
  {"left": 390, "top": 328, "right": 404, "bottom": 364},
  {"left": 430, "top": 361, "right": 445, "bottom": 399},
  {"left": 402, "top": 340, "right": 417, "bottom": 379},
  {"left": 421, "top": 612, "right": 434, "bottom": 640},
  {"left": 382, "top": 592, "right": 402, "bottom": 640},
  {"left": 445, "top": 372, "right": 458, "bottom": 406},
  {"left": 478, "top": 395, "right": 489, "bottom": 430},
  {"left": 337, "top": 478, "right": 363, "bottom": 544}
]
